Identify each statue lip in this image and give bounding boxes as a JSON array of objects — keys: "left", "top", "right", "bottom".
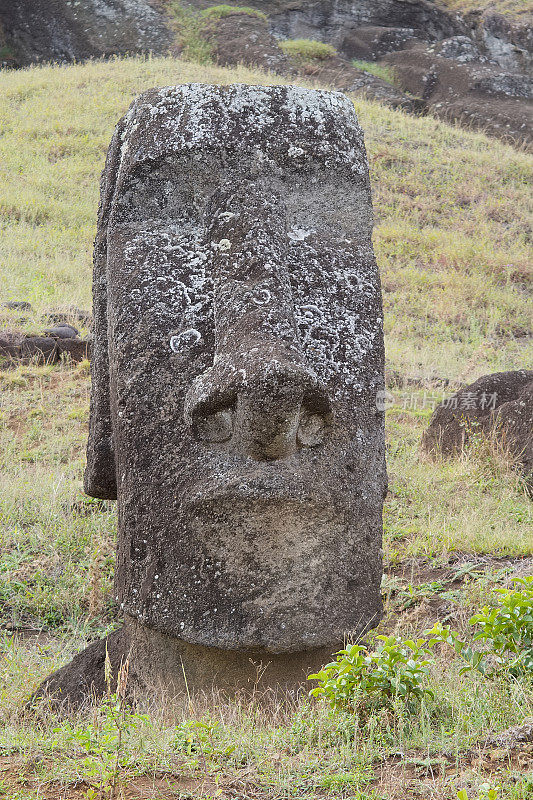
[{"left": 183, "top": 478, "right": 336, "bottom": 512}]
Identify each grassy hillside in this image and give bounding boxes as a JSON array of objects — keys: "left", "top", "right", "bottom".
[{"left": 0, "top": 56, "right": 532, "bottom": 800}]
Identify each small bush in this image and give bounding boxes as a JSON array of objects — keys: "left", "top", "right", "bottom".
[
  {"left": 280, "top": 38, "right": 337, "bottom": 61},
  {"left": 470, "top": 576, "right": 533, "bottom": 675},
  {"left": 309, "top": 635, "right": 434, "bottom": 714},
  {"left": 200, "top": 4, "right": 267, "bottom": 21}
]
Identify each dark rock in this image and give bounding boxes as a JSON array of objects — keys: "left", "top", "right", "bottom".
[
  {"left": 470, "top": 11, "right": 533, "bottom": 73},
  {"left": 385, "top": 46, "right": 533, "bottom": 147},
  {"left": 194, "top": 0, "right": 465, "bottom": 48},
  {"left": 58, "top": 337, "right": 91, "bottom": 362},
  {"left": 0, "top": 0, "right": 172, "bottom": 69},
  {"left": 0, "top": 332, "right": 22, "bottom": 361},
  {"left": 32, "top": 627, "right": 129, "bottom": 712},
  {"left": 43, "top": 84, "right": 386, "bottom": 705},
  {"left": 203, "top": 10, "right": 295, "bottom": 74},
  {"left": 2, "top": 300, "right": 32, "bottom": 311},
  {"left": 20, "top": 336, "right": 59, "bottom": 364},
  {"left": 422, "top": 370, "right": 533, "bottom": 488},
  {"left": 434, "top": 35, "right": 482, "bottom": 63},
  {"left": 44, "top": 323, "right": 80, "bottom": 339}
]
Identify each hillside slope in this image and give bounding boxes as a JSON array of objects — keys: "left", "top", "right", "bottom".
[{"left": 0, "top": 56, "right": 531, "bottom": 383}]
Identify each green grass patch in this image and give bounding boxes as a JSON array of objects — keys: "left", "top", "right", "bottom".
[
  {"left": 201, "top": 4, "right": 267, "bottom": 21},
  {"left": 352, "top": 58, "right": 396, "bottom": 84},
  {"left": 280, "top": 38, "right": 337, "bottom": 61},
  {"left": 165, "top": 1, "right": 214, "bottom": 64}
]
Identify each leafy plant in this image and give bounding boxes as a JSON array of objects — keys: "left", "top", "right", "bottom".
[
  {"left": 469, "top": 576, "right": 533, "bottom": 675},
  {"left": 457, "top": 784, "right": 500, "bottom": 800},
  {"left": 279, "top": 38, "right": 337, "bottom": 61},
  {"left": 57, "top": 653, "right": 148, "bottom": 799},
  {"left": 426, "top": 578, "right": 533, "bottom": 677},
  {"left": 309, "top": 635, "right": 434, "bottom": 713}
]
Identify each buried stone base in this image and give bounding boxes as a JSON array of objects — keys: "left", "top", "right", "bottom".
[{"left": 33, "top": 616, "right": 339, "bottom": 711}]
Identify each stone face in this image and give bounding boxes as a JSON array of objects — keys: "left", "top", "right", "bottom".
[{"left": 84, "top": 84, "right": 385, "bottom": 669}]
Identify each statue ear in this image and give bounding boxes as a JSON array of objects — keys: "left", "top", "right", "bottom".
[{"left": 84, "top": 117, "right": 126, "bottom": 500}]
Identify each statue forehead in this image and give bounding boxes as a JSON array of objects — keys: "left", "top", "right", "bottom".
[{"left": 116, "top": 84, "right": 369, "bottom": 178}]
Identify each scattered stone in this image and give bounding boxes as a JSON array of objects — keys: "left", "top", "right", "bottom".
[
  {"left": 44, "top": 323, "right": 80, "bottom": 339},
  {"left": 485, "top": 718, "right": 533, "bottom": 750},
  {"left": 36, "top": 83, "right": 386, "bottom": 708},
  {"left": 2, "top": 300, "right": 32, "bottom": 311}
]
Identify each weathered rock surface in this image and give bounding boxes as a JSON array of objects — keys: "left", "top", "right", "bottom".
[
  {"left": 422, "top": 370, "right": 533, "bottom": 489},
  {"left": 385, "top": 44, "right": 533, "bottom": 146},
  {"left": 187, "top": 0, "right": 464, "bottom": 49},
  {"left": 37, "top": 83, "right": 386, "bottom": 705},
  {"left": 0, "top": 0, "right": 172, "bottom": 68}
]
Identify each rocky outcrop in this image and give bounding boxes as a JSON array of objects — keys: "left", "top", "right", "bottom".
[
  {"left": 186, "top": 0, "right": 465, "bottom": 49},
  {"left": 185, "top": 1, "right": 532, "bottom": 147},
  {"left": 200, "top": 10, "right": 424, "bottom": 112},
  {"left": 385, "top": 44, "right": 533, "bottom": 146},
  {"left": 0, "top": 0, "right": 172, "bottom": 68}
]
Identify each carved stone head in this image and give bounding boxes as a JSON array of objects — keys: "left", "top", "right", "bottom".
[{"left": 85, "top": 84, "right": 386, "bottom": 654}]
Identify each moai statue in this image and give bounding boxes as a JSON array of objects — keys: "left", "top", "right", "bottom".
[{"left": 37, "top": 84, "right": 386, "bottom": 705}]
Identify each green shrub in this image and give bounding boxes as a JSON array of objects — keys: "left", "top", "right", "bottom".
[
  {"left": 352, "top": 59, "right": 396, "bottom": 85},
  {"left": 470, "top": 576, "right": 533, "bottom": 675},
  {"left": 200, "top": 4, "right": 267, "bottom": 21},
  {"left": 279, "top": 38, "right": 337, "bottom": 61},
  {"left": 427, "top": 577, "right": 533, "bottom": 678},
  {"left": 309, "top": 635, "right": 434, "bottom": 713}
]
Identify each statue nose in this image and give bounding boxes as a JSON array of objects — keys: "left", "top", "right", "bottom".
[
  {"left": 184, "top": 182, "right": 332, "bottom": 460},
  {"left": 234, "top": 361, "right": 329, "bottom": 461}
]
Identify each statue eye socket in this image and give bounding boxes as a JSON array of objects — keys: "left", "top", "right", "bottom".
[
  {"left": 297, "top": 410, "right": 326, "bottom": 447},
  {"left": 194, "top": 408, "right": 234, "bottom": 443}
]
